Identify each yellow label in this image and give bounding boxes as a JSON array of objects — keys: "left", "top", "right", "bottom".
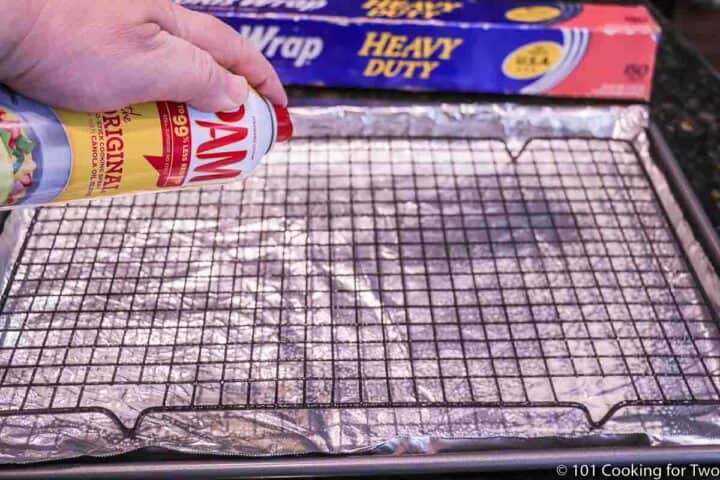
[
  {"left": 0, "top": 89, "right": 274, "bottom": 209},
  {"left": 505, "top": 6, "right": 562, "bottom": 22},
  {"left": 357, "top": 31, "right": 463, "bottom": 81},
  {"left": 362, "top": 0, "right": 462, "bottom": 19},
  {"left": 502, "top": 41, "right": 563, "bottom": 80},
  {"left": 54, "top": 104, "right": 163, "bottom": 203}
]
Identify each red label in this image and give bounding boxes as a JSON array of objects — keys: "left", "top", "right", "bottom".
[{"left": 144, "top": 102, "right": 192, "bottom": 188}]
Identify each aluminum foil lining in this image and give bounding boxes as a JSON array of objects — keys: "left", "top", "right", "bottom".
[{"left": 1, "top": 102, "right": 720, "bottom": 464}]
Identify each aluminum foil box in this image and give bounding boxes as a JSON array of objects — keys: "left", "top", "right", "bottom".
[{"left": 179, "top": 1, "right": 660, "bottom": 100}]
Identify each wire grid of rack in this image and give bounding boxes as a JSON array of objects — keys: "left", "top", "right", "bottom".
[{"left": 0, "top": 136, "right": 718, "bottom": 437}]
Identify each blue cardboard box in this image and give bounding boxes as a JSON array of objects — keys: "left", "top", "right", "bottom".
[{"left": 179, "top": 0, "right": 659, "bottom": 100}]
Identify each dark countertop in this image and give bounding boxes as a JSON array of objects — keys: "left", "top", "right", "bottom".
[{"left": 651, "top": 19, "right": 720, "bottom": 237}]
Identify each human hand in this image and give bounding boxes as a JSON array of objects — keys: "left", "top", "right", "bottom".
[{"left": 0, "top": 0, "right": 287, "bottom": 112}]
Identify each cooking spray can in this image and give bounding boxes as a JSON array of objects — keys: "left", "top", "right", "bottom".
[{"left": 0, "top": 86, "right": 293, "bottom": 209}]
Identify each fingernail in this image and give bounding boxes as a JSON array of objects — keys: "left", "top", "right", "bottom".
[
  {"left": 280, "top": 84, "right": 289, "bottom": 106},
  {"left": 227, "top": 74, "right": 249, "bottom": 105},
  {"left": 218, "top": 99, "right": 241, "bottom": 113},
  {"left": 279, "top": 90, "right": 289, "bottom": 107},
  {"left": 272, "top": 77, "right": 289, "bottom": 106}
]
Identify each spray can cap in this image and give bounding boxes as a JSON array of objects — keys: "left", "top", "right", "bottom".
[{"left": 273, "top": 105, "right": 293, "bottom": 143}]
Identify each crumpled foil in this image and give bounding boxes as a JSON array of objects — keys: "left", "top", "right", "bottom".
[{"left": 1, "top": 102, "right": 720, "bottom": 464}]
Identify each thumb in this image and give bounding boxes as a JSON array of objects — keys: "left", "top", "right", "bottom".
[{"left": 144, "top": 32, "right": 249, "bottom": 112}]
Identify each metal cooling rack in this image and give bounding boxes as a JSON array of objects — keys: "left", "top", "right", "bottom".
[{"left": 0, "top": 137, "right": 719, "bottom": 437}]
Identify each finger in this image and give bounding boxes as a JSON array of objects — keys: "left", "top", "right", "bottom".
[
  {"left": 164, "top": 4, "right": 288, "bottom": 106},
  {"left": 143, "top": 32, "right": 250, "bottom": 112}
]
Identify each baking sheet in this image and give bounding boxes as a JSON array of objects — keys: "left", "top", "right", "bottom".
[{"left": 1, "top": 102, "right": 720, "bottom": 464}]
